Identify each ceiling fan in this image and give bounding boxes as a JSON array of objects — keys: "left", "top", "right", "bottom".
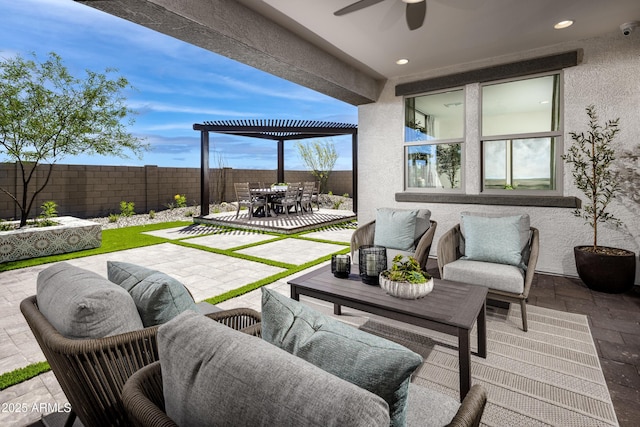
[{"left": 334, "top": 0, "right": 427, "bottom": 31}]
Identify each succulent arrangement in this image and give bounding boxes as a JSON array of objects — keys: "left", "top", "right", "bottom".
[{"left": 381, "top": 255, "right": 431, "bottom": 284}]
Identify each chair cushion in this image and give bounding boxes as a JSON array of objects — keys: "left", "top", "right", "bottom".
[
  {"left": 374, "top": 208, "right": 419, "bottom": 250},
  {"left": 36, "top": 262, "right": 143, "bottom": 339},
  {"left": 461, "top": 214, "right": 523, "bottom": 266},
  {"left": 261, "top": 288, "right": 423, "bottom": 427},
  {"left": 158, "top": 311, "right": 390, "bottom": 427},
  {"left": 107, "top": 261, "right": 197, "bottom": 327},
  {"left": 407, "top": 383, "right": 460, "bottom": 427},
  {"left": 460, "top": 211, "right": 530, "bottom": 255},
  {"left": 443, "top": 259, "right": 525, "bottom": 294}
]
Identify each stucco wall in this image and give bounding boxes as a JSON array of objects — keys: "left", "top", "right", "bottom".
[{"left": 358, "top": 31, "right": 640, "bottom": 283}]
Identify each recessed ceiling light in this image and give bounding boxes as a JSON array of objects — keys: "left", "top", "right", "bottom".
[
  {"left": 540, "top": 100, "right": 550, "bottom": 104},
  {"left": 402, "top": 0, "right": 424, "bottom": 3},
  {"left": 554, "top": 20, "right": 574, "bottom": 29},
  {"left": 396, "top": 58, "right": 409, "bottom": 65}
]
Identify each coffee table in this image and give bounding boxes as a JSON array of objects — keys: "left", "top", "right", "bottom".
[{"left": 288, "top": 265, "right": 487, "bottom": 401}]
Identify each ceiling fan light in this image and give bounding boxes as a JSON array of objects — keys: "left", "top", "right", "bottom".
[{"left": 554, "top": 20, "right": 574, "bottom": 29}]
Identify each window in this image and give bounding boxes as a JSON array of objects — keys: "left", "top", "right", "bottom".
[
  {"left": 481, "top": 74, "right": 561, "bottom": 192},
  {"left": 404, "top": 89, "right": 464, "bottom": 190}
]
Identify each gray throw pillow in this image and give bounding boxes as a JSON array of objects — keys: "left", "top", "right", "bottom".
[
  {"left": 374, "top": 208, "right": 419, "bottom": 250},
  {"left": 158, "top": 311, "right": 390, "bottom": 427},
  {"left": 107, "top": 261, "right": 197, "bottom": 327},
  {"left": 37, "top": 262, "right": 143, "bottom": 339},
  {"left": 261, "top": 288, "right": 423, "bottom": 427}
]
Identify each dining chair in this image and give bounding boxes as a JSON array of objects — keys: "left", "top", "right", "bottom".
[
  {"left": 300, "top": 181, "right": 316, "bottom": 213},
  {"left": 273, "top": 182, "right": 301, "bottom": 216}
]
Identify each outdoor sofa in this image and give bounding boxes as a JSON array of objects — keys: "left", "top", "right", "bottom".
[{"left": 122, "top": 289, "right": 487, "bottom": 427}]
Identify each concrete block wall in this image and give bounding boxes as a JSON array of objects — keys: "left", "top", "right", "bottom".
[{"left": 0, "top": 163, "right": 353, "bottom": 220}]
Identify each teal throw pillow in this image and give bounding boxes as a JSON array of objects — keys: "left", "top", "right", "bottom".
[
  {"left": 107, "top": 261, "right": 197, "bottom": 327},
  {"left": 461, "top": 214, "right": 523, "bottom": 266},
  {"left": 373, "top": 208, "right": 419, "bottom": 250},
  {"left": 261, "top": 288, "right": 423, "bottom": 427}
]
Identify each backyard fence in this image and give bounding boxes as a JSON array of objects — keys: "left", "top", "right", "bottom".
[{"left": 0, "top": 163, "right": 353, "bottom": 220}]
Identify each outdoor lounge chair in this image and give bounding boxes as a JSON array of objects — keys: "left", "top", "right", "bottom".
[
  {"left": 351, "top": 208, "right": 437, "bottom": 270},
  {"left": 20, "top": 296, "right": 261, "bottom": 427},
  {"left": 437, "top": 213, "right": 539, "bottom": 332},
  {"left": 122, "top": 361, "right": 487, "bottom": 427}
]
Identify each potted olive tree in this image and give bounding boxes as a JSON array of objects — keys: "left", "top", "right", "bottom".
[{"left": 563, "top": 105, "right": 636, "bottom": 293}]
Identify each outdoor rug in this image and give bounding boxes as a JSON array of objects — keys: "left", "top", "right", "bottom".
[{"left": 360, "top": 304, "right": 618, "bottom": 427}]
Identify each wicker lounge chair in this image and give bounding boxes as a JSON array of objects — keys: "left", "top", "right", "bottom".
[
  {"left": 437, "top": 222, "right": 539, "bottom": 331},
  {"left": 351, "top": 217, "right": 437, "bottom": 270},
  {"left": 20, "top": 296, "right": 261, "bottom": 427},
  {"left": 122, "top": 361, "right": 487, "bottom": 427}
]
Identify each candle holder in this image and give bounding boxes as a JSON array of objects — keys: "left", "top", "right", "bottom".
[
  {"left": 359, "top": 245, "right": 387, "bottom": 285},
  {"left": 331, "top": 254, "right": 351, "bottom": 278}
]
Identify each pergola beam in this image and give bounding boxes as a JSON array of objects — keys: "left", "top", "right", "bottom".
[{"left": 195, "top": 119, "right": 358, "bottom": 216}]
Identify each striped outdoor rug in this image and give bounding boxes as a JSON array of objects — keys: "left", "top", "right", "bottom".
[{"left": 360, "top": 304, "right": 618, "bottom": 427}]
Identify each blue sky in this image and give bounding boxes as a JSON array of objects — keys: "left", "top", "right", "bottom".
[{"left": 0, "top": 0, "right": 357, "bottom": 170}]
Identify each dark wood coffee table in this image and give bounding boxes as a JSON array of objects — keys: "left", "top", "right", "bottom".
[{"left": 288, "top": 265, "right": 487, "bottom": 401}]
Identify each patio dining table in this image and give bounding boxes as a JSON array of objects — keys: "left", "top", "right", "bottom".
[{"left": 249, "top": 187, "right": 289, "bottom": 217}]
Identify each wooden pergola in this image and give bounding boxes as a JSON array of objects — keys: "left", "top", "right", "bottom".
[{"left": 193, "top": 119, "right": 358, "bottom": 215}]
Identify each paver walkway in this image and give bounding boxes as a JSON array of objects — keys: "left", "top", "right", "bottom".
[{"left": 0, "top": 225, "right": 352, "bottom": 427}]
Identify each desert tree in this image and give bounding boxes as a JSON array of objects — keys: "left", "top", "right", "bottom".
[
  {"left": 295, "top": 139, "right": 338, "bottom": 193},
  {"left": 0, "top": 52, "right": 147, "bottom": 226}
]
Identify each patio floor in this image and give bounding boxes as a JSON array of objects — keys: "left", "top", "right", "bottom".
[
  {"left": 195, "top": 207, "right": 357, "bottom": 234},
  {"left": 1, "top": 222, "right": 638, "bottom": 426}
]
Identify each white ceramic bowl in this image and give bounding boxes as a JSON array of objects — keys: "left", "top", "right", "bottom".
[{"left": 379, "top": 274, "right": 434, "bottom": 299}]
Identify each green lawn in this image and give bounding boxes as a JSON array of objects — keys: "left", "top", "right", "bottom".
[{"left": 1, "top": 220, "right": 354, "bottom": 389}]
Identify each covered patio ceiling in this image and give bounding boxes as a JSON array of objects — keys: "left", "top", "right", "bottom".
[{"left": 193, "top": 119, "right": 358, "bottom": 215}]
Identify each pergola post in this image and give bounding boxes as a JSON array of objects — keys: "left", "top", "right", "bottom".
[
  {"left": 200, "top": 131, "right": 210, "bottom": 216},
  {"left": 277, "top": 139, "right": 285, "bottom": 183}
]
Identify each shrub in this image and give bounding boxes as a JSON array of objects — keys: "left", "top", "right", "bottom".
[
  {"left": 108, "top": 213, "right": 119, "bottom": 223},
  {"left": 149, "top": 210, "right": 156, "bottom": 219},
  {"left": 119, "top": 201, "right": 135, "bottom": 217},
  {"left": 37, "top": 201, "right": 59, "bottom": 227},
  {"left": 174, "top": 194, "right": 187, "bottom": 208}
]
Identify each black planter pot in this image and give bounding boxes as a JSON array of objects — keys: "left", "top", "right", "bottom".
[{"left": 574, "top": 246, "right": 637, "bottom": 293}]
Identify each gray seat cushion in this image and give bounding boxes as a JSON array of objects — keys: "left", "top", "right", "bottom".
[
  {"left": 261, "top": 288, "right": 423, "bottom": 427},
  {"left": 443, "top": 259, "right": 525, "bottom": 294},
  {"left": 158, "top": 311, "right": 390, "bottom": 427},
  {"left": 37, "top": 262, "right": 143, "bottom": 339},
  {"left": 107, "top": 261, "right": 198, "bottom": 327},
  {"left": 407, "top": 383, "right": 460, "bottom": 427}
]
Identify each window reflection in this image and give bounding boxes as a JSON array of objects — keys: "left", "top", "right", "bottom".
[{"left": 407, "top": 144, "right": 461, "bottom": 189}]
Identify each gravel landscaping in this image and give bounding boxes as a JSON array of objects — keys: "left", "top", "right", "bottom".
[{"left": 90, "top": 194, "right": 353, "bottom": 229}]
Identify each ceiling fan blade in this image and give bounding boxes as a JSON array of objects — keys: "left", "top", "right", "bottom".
[
  {"left": 406, "top": 1, "right": 426, "bottom": 30},
  {"left": 334, "top": 0, "right": 385, "bottom": 16}
]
